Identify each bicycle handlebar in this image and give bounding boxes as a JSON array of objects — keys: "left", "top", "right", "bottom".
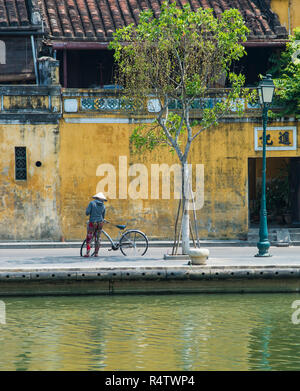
[{"left": 86, "top": 219, "right": 109, "bottom": 224}]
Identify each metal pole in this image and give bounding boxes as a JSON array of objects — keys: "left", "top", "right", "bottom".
[
  {"left": 172, "top": 199, "right": 181, "bottom": 255},
  {"left": 63, "top": 49, "right": 67, "bottom": 88},
  {"left": 30, "top": 35, "right": 39, "bottom": 85},
  {"left": 190, "top": 186, "right": 200, "bottom": 248},
  {"left": 256, "top": 104, "right": 271, "bottom": 257}
]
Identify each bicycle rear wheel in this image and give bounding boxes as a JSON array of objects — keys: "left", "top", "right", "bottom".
[
  {"left": 119, "top": 230, "right": 148, "bottom": 256},
  {"left": 80, "top": 238, "right": 96, "bottom": 257}
]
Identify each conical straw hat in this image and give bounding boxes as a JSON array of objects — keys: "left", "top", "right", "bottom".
[{"left": 92, "top": 192, "right": 107, "bottom": 201}]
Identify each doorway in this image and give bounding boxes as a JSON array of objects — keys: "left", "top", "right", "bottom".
[
  {"left": 290, "top": 157, "right": 300, "bottom": 225},
  {"left": 248, "top": 157, "right": 300, "bottom": 227}
]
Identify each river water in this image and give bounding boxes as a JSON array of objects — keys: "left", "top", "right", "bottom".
[{"left": 1, "top": 293, "right": 300, "bottom": 371}]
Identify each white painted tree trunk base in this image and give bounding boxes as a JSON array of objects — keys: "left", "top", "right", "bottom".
[{"left": 188, "top": 248, "right": 209, "bottom": 265}]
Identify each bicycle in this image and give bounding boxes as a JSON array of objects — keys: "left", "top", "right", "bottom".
[{"left": 80, "top": 220, "right": 149, "bottom": 257}]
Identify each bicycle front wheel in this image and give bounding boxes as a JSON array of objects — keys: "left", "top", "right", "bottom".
[{"left": 120, "top": 230, "right": 148, "bottom": 256}]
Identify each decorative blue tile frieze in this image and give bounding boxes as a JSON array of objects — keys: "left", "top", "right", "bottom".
[
  {"left": 81, "top": 97, "right": 122, "bottom": 111},
  {"left": 81, "top": 98, "right": 95, "bottom": 110}
]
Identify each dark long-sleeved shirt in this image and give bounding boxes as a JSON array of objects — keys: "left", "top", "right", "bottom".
[{"left": 85, "top": 199, "right": 106, "bottom": 223}]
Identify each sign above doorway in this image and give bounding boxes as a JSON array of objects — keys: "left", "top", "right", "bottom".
[{"left": 254, "top": 126, "right": 297, "bottom": 151}]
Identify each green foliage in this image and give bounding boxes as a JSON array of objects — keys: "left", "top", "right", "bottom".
[
  {"left": 130, "top": 125, "right": 165, "bottom": 152},
  {"left": 268, "top": 28, "right": 300, "bottom": 118},
  {"left": 109, "top": 1, "right": 252, "bottom": 160}
]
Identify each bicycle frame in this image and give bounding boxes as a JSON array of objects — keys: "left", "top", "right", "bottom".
[
  {"left": 102, "top": 229, "right": 147, "bottom": 251},
  {"left": 101, "top": 229, "right": 121, "bottom": 251}
]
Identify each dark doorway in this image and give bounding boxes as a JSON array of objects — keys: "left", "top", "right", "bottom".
[
  {"left": 290, "top": 157, "right": 300, "bottom": 225},
  {"left": 248, "top": 157, "right": 299, "bottom": 227},
  {"left": 230, "top": 47, "right": 280, "bottom": 87},
  {"left": 56, "top": 49, "right": 115, "bottom": 88}
]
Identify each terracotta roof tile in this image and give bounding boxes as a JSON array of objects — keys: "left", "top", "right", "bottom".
[
  {"left": 0, "top": 0, "right": 45, "bottom": 29},
  {"left": 188, "top": 0, "right": 200, "bottom": 12},
  {"left": 128, "top": 0, "right": 143, "bottom": 22},
  {"left": 138, "top": 0, "right": 151, "bottom": 12},
  {"left": 97, "top": 0, "right": 115, "bottom": 35},
  {"left": 6, "top": 0, "right": 20, "bottom": 26},
  {"left": 0, "top": 2, "right": 9, "bottom": 26},
  {"left": 46, "top": 0, "right": 62, "bottom": 36},
  {"left": 16, "top": 0, "right": 30, "bottom": 25},
  {"left": 56, "top": 1, "right": 72, "bottom": 36},
  {"left": 118, "top": 0, "right": 135, "bottom": 25},
  {"left": 149, "top": 0, "right": 162, "bottom": 18},
  {"left": 86, "top": 0, "right": 105, "bottom": 37},
  {"left": 77, "top": 0, "right": 95, "bottom": 36},
  {"left": 66, "top": 0, "right": 83, "bottom": 37},
  {"left": 36, "top": 0, "right": 288, "bottom": 40}
]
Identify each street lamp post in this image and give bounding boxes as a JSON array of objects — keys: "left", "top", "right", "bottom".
[{"left": 255, "top": 74, "right": 275, "bottom": 257}]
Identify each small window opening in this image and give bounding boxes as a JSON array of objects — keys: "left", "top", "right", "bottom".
[{"left": 15, "top": 147, "right": 27, "bottom": 180}]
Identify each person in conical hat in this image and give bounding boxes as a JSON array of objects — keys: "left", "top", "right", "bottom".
[{"left": 84, "top": 192, "right": 107, "bottom": 257}]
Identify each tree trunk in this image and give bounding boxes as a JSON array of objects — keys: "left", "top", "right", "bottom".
[{"left": 181, "top": 162, "right": 190, "bottom": 255}]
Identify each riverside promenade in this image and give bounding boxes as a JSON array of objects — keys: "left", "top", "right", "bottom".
[{"left": 0, "top": 243, "right": 300, "bottom": 296}]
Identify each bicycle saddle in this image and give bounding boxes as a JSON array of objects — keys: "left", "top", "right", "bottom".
[{"left": 116, "top": 224, "right": 126, "bottom": 230}]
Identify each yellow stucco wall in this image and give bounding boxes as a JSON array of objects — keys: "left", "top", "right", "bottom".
[
  {"left": 58, "top": 116, "right": 299, "bottom": 241},
  {"left": 1, "top": 91, "right": 298, "bottom": 241},
  {"left": 0, "top": 123, "right": 62, "bottom": 240},
  {"left": 0, "top": 114, "right": 298, "bottom": 241},
  {"left": 271, "top": 0, "right": 300, "bottom": 33}
]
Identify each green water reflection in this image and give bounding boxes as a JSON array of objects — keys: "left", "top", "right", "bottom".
[{"left": 1, "top": 293, "right": 300, "bottom": 370}]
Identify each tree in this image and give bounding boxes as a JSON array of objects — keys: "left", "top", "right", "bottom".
[
  {"left": 269, "top": 28, "right": 300, "bottom": 118},
  {"left": 109, "top": 1, "right": 253, "bottom": 254}
]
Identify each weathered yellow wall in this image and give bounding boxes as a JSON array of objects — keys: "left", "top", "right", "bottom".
[
  {"left": 1, "top": 115, "right": 298, "bottom": 241},
  {"left": 271, "top": 0, "right": 300, "bottom": 32},
  {"left": 1, "top": 90, "right": 298, "bottom": 241},
  {"left": 59, "top": 116, "right": 299, "bottom": 241},
  {"left": 0, "top": 123, "right": 62, "bottom": 240}
]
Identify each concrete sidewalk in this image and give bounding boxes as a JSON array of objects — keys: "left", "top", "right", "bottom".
[
  {"left": 0, "top": 239, "right": 256, "bottom": 249},
  {"left": 0, "top": 245, "right": 299, "bottom": 269}
]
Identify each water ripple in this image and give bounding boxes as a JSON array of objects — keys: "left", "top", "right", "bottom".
[{"left": 1, "top": 293, "right": 300, "bottom": 370}]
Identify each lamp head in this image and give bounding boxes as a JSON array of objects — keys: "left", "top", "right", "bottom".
[{"left": 258, "top": 74, "right": 275, "bottom": 105}]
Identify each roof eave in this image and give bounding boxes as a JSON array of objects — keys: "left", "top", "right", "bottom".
[{"left": 49, "top": 37, "right": 288, "bottom": 50}]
